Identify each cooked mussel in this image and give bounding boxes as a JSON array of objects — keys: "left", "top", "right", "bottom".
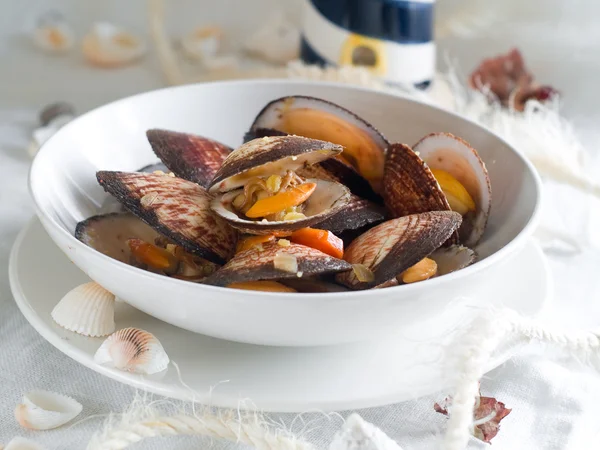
[
  {"left": 336, "top": 211, "right": 462, "bottom": 289},
  {"left": 246, "top": 96, "right": 389, "bottom": 192},
  {"left": 208, "top": 135, "right": 351, "bottom": 235}
]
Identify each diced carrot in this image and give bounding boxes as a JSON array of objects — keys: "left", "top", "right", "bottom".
[
  {"left": 290, "top": 228, "right": 344, "bottom": 259},
  {"left": 127, "top": 238, "right": 177, "bottom": 270},
  {"left": 227, "top": 281, "right": 297, "bottom": 292},
  {"left": 236, "top": 234, "right": 276, "bottom": 253},
  {"left": 245, "top": 183, "right": 316, "bottom": 218}
]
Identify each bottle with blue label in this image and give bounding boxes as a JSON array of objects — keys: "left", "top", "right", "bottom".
[{"left": 301, "top": 0, "right": 435, "bottom": 89}]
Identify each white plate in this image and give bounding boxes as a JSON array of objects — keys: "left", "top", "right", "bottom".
[{"left": 10, "top": 219, "right": 550, "bottom": 412}]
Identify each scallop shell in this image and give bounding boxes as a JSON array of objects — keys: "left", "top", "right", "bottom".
[
  {"left": 413, "top": 133, "right": 492, "bottom": 246},
  {"left": 75, "top": 213, "right": 161, "bottom": 264},
  {"left": 14, "top": 390, "right": 82, "bottom": 430},
  {"left": 96, "top": 171, "right": 237, "bottom": 264},
  {"left": 5, "top": 437, "right": 47, "bottom": 450},
  {"left": 94, "top": 327, "right": 169, "bottom": 374},
  {"left": 203, "top": 242, "right": 352, "bottom": 287},
  {"left": 51, "top": 282, "right": 115, "bottom": 337},
  {"left": 180, "top": 26, "right": 222, "bottom": 61},
  {"left": 146, "top": 129, "right": 231, "bottom": 188},
  {"left": 336, "top": 212, "right": 462, "bottom": 289},
  {"left": 82, "top": 22, "right": 146, "bottom": 68},
  {"left": 32, "top": 12, "right": 74, "bottom": 54},
  {"left": 243, "top": 12, "right": 300, "bottom": 64},
  {"left": 429, "top": 245, "right": 477, "bottom": 276},
  {"left": 209, "top": 135, "right": 343, "bottom": 193}
]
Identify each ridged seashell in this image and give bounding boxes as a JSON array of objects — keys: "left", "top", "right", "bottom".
[
  {"left": 336, "top": 212, "right": 462, "bottom": 290},
  {"left": 180, "top": 26, "right": 222, "bottom": 61},
  {"left": 96, "top": 171, "right": 237, "bottom": 264},
  {"left": 75, "top": 213, "right": 161, "bottom": 264},
  {"left": 430, "top": 245, "right": 476, "bottom": 276},
  {"left": 247, "top": 96, "right": 389, "bottom": 192},
  {"left": 14, "top": 390, "right": 82, "bottom": 430},
  {"left": 146, "top": 129, "right": 231, "bottom": 188},
  {"left": 5, "top": 437, "right": 47, "bottom": 450},
  {"left": 32, "top": 12, "right": 74, "bottom": 54},
  {"left": 203, "top": 242, "right": 352, "bottom": 287},
  {"left": 82, "top": 22, "right": 146, "bottom": 68},
  {"left": 209, "top": 135, "right": 343, "bottom": 193},
  {"left": 51, "top": 282, "right": 115, "bottom": 337},
  {"left": 413, "top": 133, "right": 492, "bottom": 247},
  {"left": 94, "top": 327, "right": 169, "bottom": 374},
  {"left": 243, "top": 12, "right": 300, "bottom": 64}
]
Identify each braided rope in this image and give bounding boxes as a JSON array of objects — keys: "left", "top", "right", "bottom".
[{"left": 87, "top": 410, "right": 316, "bottom": 450}]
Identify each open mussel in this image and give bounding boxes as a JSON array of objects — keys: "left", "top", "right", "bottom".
[
  {"left": 146, "top": 129, "right": 231, "bottom": 188},
  {"left": 203, "top": 241, "right": 351, "bottom": 287},
  {"left": 246, "top": 96, "right": 389, "bottom": 192},
  {"left": 208, "top": 135, "right": 351, "bottom": 235},
  {"left": 336, "top": 211, "right": 462, "bottom": 290},
  {"left": 97, "top": 171, "right": 237, "bottom": 264},
  {"left": 383, "top": 133, "right": 491, "bottom": 246}
]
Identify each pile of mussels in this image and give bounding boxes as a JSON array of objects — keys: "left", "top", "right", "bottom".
[{"left": 77, "top": 96, "right": 492, "bottom": 293}]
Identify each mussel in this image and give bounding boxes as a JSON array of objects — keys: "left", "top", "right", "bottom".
[
  {"left": 246, "top": 96, "right": 389, "bottom": 192},
  {"left": 208, "top": 135, "right": 351, "bottom": 235},
  {"left": 383, "top": 133, "right": 491, "bottom": 246}
]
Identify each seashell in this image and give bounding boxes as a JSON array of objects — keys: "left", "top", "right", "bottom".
[
  {"left": 247, "top": 96, "right": 389, "bottom": 192},
  {"left": 14, "top": 390, "right": 82, "bottom": 430},
  {"left": 5, "top": 437, "right": 47, "bottom": 450},
  {"left": 31, "top": 12, "right": 74, "bottom": 54},
  {"left": 429, "top": 245, "right": 476, "bottom": 276},
  {"left": 94, "top": 327, "right": 169, "bottom": 374},
  {"left": 180, "top": 26, "right": 222, "bottom": 61},
  {"left": 243, "top": 12, "right": 300, "bottom": 64},
  {"left": 336, "top": 212, "right": 462, "bottom": 290},
  {"left": 75, "top": 213, "right": 161, "bottom": 264},
  {"left": 413, "top": 133, "right": 492, "bottom": 246},
  {"left": 146, "top": 129, "right": 231, "bottom": 188},
  {"left": 96, "top": 171, "right": 237, "bottom": 264},
  {"left": 51, "top": 282, "right": 115, "bottom": 337},
  {"left": 82, "top": 22, "right": 146, "bottom": 68},
  {"left": 203, "top": 242, "right": 352, "bottom": 287}
]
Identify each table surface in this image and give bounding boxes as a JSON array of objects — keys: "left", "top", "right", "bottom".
[{"left": 2, "top": 1, "right": 600, "bottom": 448}]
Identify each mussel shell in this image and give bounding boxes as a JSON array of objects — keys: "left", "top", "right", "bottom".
[
  {"left": 75, "top": 212, "right": 160, "bottom": 263},
  {"left": 209, "top": 135, "right": 342, "bottom": 193},
  {"left": 336, "top": 211, "right": 462, "bottom": 290},
  {"left": 429, "top": 245, "right": 477, "bottom": 276},
  {"left": 203, "top": 242, "right": 352, "bottom": 287},
  {"left": 211, "top": 178, "right": 351, "bottom": 235},
  {"left": 146, "top": 129, "right": 231, "bottom": 188},
  {"left": 413, "top": 133, "right": 491, "bottom": 247},
  {"left": 96, "top": 171, "right": 237, "bottom": 264},
  {"left": 383, "top": 143, "right": 458, "bottom": 245}
]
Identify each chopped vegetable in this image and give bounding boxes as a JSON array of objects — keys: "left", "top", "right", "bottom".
[
  {"left": 227, "top": 280, "right": 296, "bottom": 292},
  {"left": 245, "top": 183, "right": 316, "bottom": 218},
  {"left": 236, "top": 234, "right": 276, "bottom": 253},
  {"left": 127, "top": 238, "right": 177, "bottom": 271},
  {"left": 273, "top": 252, "right": 298, "bottom": 273},
  {"left": 290, "top": 227, "right": 344, "bottom": 258},
  {"left": 351, "top": 263, "right": 375, "bottom": 283}
]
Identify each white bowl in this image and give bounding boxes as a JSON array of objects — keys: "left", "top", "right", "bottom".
[{"left": 30, "top": 80, "right": 541, "bottom": 346}]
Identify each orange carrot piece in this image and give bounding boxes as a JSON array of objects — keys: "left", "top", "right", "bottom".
[
  {"left": 127, "top": 238, "right": 176, "bottom": 270},
  {"left": 236, "top": 234, "right": 276, "bottom": 253},
  {"left": 245, "top": 183, "right": 316, "bottom": 218},
  {"left": 290, "top": 228, "right": 344, "bottom": 259},
  {"left": 227, "top": 281, "right": 297, "bottom": 292}
]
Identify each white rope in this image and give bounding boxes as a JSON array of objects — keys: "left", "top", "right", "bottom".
[{"left": 87, "top": 409, "right": 316, "bottom": 450}]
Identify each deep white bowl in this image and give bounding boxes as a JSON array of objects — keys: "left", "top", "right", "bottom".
[{"left": 30, "top": 80, "right": 541, "bottom": 346}]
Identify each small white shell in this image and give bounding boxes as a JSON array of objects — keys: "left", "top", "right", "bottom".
[
  {"left": 82, "top": 22, "right": 146, "bottom": 68},
  {"left": 244, "top": 12, "right": 300, "bottom": 64},
  {"left": 180, "top": 26, "right": 222, "bottom": 61},
  {"left": 5, "top": 437, "right": 47, "bottom": 450},
  {"left": 94, "top": 327, "right": 169, "bottom": 374},
  {"left": 14, "top": 390, "right": 82, "bottom": 431},
  {"left": 51, "top": 282, "right": 115, "bottom": 337}
]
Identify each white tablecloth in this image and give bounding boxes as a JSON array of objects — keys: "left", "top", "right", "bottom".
[{"left": 2, "top": 1, "right": 600, "bottom": 448}]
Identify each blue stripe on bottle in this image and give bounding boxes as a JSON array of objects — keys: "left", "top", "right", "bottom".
[
  {"left": 310, "top": 0, "right": 433, "bottom": 44},
  {"left": 300, "top": 37, "right": 431, "bottom": 90}
]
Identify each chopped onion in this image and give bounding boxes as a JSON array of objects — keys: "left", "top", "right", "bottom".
[
  {"left": 274, "top": 252, "right": 298, "bottom": 273},
  {"left": 352, "top": 264, "right": 374, "bottom": 282}
]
